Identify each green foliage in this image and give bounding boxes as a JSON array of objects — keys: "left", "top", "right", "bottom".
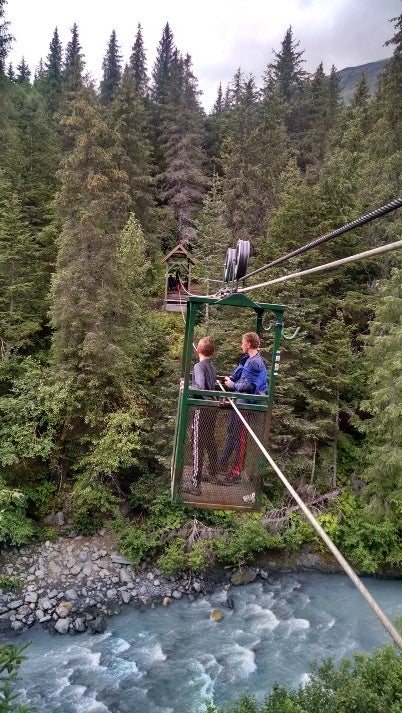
[
  {"left": 0, "top": 576, "right": 22, "bottom": 592},
  {"left": 211, "top": 515, "right": 283, "bottom": 566},
  {"left": 24, "top": 480, "right": 57, "bottom": 518},
  {"left": 0, "top": 356, "right": 68, "bottom": 474},
  {"left": 157, "top": 537, "right": 187, "bottom": 573},
  {"left": 0, "top": 642, "right": 31, "bottom": 713},
  {"left": 119, "top": 526, "right": 160, "bottom": 566},
  {"left": 71, "top": 475, "right": 120, "bottom": 535},
  {"left": 208, "top": 645, "right": 402, "bottom": 713},
  {"left": 281, "top": 513, "right": 315, "bottom": 552},
  {"left": 0, "top": 486, "right": 33, "bottom": 546}
]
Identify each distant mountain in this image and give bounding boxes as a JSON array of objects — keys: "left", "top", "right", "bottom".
[{"left": 337, "top": 58, "right": 390, "bottom": 103}]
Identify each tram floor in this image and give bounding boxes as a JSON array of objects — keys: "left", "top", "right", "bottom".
[{"left": 179, "top": 467, "right": 259, "bottom": 510}]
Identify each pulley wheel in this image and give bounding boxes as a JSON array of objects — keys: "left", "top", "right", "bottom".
[
  {"left": 224, "top": 247, "right": 237, "bottom": 283},
  {"left": 235, "top": 239, "right": 250, "bottom": 280}
]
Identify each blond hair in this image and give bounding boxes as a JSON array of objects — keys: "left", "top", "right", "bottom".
[
  {"left": 197, "top": 337, "right": 215, "bottom": 357},
  {"left": 242, "top": 332, "right": 260, "bottom": 349}
]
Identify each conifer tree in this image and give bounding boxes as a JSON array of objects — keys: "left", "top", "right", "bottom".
[
  {"left": 266, "top": 27, "right": 310, "bottom": 164},
  {"left": 39, "top": 27, "right": 63, "bottom": 114},
  {"left": 15, "top": 57, "right": 30, "bottom": 84},
  {"left": 0, "top": 174, "right": 42, "bottom": 353},
  {"left": 100, "top": 29, "right": 122, "bottom": 105},
  {"left": 268, "top": 26, "right": 307, "bottom": 103},
  {"left": 296, "top": 62, "right": 342, "bottom": 169},
  {"left": 110, "top": 65, "right": 156, "bottom": 233},
  {"left": 359, "top": 266, "right": 402, "bottom": 523},
  {"left": 129, "top": 23, "right": 149, "bottom": 97},
  {"left": 13, "top": 85, "right": 61, "bottom": 232},
  {"left": 63, "top": 23, "right": 84, "bottom": 94},
  {"left": 358, "top": 9, "right": 402, "bottom": 211},
  {"left": 50, "top": 84, "right": 131, "bottom": 421},
  {"left": 151, "top": 23, "right": 176, "bottom": 109},
  {"left": 193, "top": 173, "right": 232, "bottom": 283},
  {"left": 0, "top": 0, "right": 12, "bottom": 77},
  {"left": 220, "top": 75, "right": 261, "bottom": 242},
  {"left": 158, "top": 53, "right": 208, "bottom": 244},
  {"left": 221, "top": 73, "right": 288, "bottom": 244}
]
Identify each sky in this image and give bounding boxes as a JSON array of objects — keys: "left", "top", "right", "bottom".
[{"left": 5, "top": 0, "right": 401, "bottom": 111}]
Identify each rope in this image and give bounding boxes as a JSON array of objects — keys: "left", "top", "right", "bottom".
[
  {"left": 244, "top": 197, "right": 402, "bottom": 281},
  {"left": 238, "top": 239, "right": 402, "bottom": 295},
  {"left": 216, "top": 383, "right": 402, "bottom": 649}
]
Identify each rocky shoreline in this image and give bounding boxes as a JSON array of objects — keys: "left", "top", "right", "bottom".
[
  {"left": 0, "top": 531, "right": 237, "bottom": 638},
  {"left": 1, "top": 531, "right": 399, "bottom": 638}
]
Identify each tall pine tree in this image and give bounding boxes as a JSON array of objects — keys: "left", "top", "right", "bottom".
[{"left": 100, "top": 29, "right": 122, "bottom": 105}]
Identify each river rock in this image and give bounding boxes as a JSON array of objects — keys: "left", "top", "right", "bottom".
[
  {"left": 230, "top": 567, "right": 257, "bottom": 586},
  {"left": 210, "top": 609, "right": 223, "bottom": 621},
  {"left": 56, "top": 601, "right": 73, "bottom": 618},
  {"left": 88, "top": 615, "right": 107, "bottom": 634},
  {"left": 55, "top": 618, "right": 71, "bottom": 634}
]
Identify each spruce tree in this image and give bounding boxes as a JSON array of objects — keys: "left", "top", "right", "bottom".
[
  {"left": 220, "top": 75, "right": 261, "bottom": 242},
  {"left": 100, "top": 29, "right": 122, "bottom": 105},
  {"left": 151, "top": 23, "right": 176, "bottom": 108},
  {"left": 0, "top": 174, "right": 42, "bottom": 353},
  {"left": 15, "top": 57, "right": 31, "bottom": 85},
  {"left": 268, "top": 26, "right": 307, "bottom": 103},
  {"left": 220, "top": 73, "right": 288, "bottom": 245},
  {"left": 38, "top": 27, "right": 63, "bottom": 114},
  {"left": 359, "top": 266, "right": 402, "bottom": 523},
  {"left": 110, "top": 65, "right": 156, "bottom": 234},
  {"left": 158, "top": 53, "right": 208, "bottom": 244},
  {"left": 0, "top": 0, "right": 12, "bottom": 77},
  {"left": 63, "top": 23, "right": 84, "bottom": 95},
  {"left": 129, "top": 23, "right": 149, "bottom": 97},
  {"left": 50, "top": 84, "right": 131, "bottom": 422},
  {"left": 193, "top": 172, "right": 232, "bottom": 283}
]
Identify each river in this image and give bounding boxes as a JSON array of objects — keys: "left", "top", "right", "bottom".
[{"left": 15, "top": 571, "right": 402, "bottom": 712}]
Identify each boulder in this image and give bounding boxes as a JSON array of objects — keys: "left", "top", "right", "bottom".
[
  {"left": 230, "top": 567, "right": 257, "bottom": 586},
  {"left": 210, "top": 609, "right": 223, "bottom": 621}
]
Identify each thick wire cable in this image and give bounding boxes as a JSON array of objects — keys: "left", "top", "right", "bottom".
[
  {"left": 237, "top": 240, "right": 402, "bottom": 295},
  {"left": 243, "top": 198, "right": 402, "bottom": 281},
  {"left": 216, "top": 383, "right": 402, "bottom": 649}
]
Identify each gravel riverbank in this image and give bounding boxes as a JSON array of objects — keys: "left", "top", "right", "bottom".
[
  {"left": 0, "top": 531, "right": 235, "bottom": 637},
  {"left": 1, "top": 531, "right": 398, "bottom": 638}
]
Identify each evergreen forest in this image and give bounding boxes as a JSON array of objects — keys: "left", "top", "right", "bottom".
[{"left": 0, "top": 1, "right": 401, "bottom": 576}]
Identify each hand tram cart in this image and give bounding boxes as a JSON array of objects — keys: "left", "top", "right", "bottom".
[{"left": 171, "top": 293, "right": 286, "bottom": 511}]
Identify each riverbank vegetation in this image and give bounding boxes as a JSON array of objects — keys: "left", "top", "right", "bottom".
[
  {"left": 0, "top": 2, "right": 401, "bottom": 577},
  {"left": 206, "top": 642, "right": 402, "bottom": 713}
]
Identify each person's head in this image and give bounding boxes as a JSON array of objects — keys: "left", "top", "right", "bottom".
[
  {"left": 241, "top": 332, "right": 260, "bottom": 353},
  {"left": 197, "top": 337, "right": 215, "bottom": 358}
]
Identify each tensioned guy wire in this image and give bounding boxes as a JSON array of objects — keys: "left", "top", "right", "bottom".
[
  {"left": 238, "top": 240, "right": 402, "bottom": 295},
  {"left": 216, "top": 383, "right": 402, "bottom": 650},
  {"left": 243, "top": 197, "right": 402, "bottom": 281}
]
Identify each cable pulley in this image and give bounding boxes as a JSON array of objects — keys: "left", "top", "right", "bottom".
[
  {"left": 224, "top": 240, "right": 250, "bottom": 284},
  {"left": 234, "top": 239, "right": 250, "bottom": 280},
  {"left": 224, "top": 247, "right": 236, "bottom": 283}
]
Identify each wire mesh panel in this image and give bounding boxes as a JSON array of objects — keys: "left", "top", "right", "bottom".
[{"left": 177, "top": 400, "right": 268, "bottom": 510}]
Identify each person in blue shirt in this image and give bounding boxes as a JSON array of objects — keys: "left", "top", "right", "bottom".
[{"left": 218, "top": 332, "right": 268, "bottom": 485}]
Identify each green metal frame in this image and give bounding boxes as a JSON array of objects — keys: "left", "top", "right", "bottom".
[{"left": 171, "top": 293, "right": 286, "bottom": 504}]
